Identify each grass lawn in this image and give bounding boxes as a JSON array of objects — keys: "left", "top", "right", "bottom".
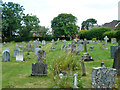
[{"left": 1, "top": 41, "right": 119, "bottom": 88}]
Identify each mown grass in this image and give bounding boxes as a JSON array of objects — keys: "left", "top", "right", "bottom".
[{"left": 1, "top": 41, "right": 119, "bottom": 88}]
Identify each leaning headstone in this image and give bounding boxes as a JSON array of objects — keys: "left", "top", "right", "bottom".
[
  {"left": 35, "top": 48, "right": 41, "bottom": 55},
  {"left": 92, "top": 65, "right": 117, "bottom": 88},
  {"left": 13, "top": 48, "right": 20, "bottom": 57},
  {"left": 67, "top": 43, "right": 71, "bottom": 47},
  {"left": 110, "top": 46, "right": 118, "bottom": 59},
  {"left": 2, "top": 51, "right": 10, "bottom": 62},
  {"left": 113, "top": 47, "right": 120, "bottom": 76},
  {"left": 16, "top": 51, "right": 23, "bottom": 62},
  {"left": 111, "top": 38, "right": 117, "bottom": 44},
  {"left": 31, "top": 50, "right": 47, "bottom": 76},
  {"left": 90, "top": 46, "right": 94, "bottom": 51},
  {"left": 104, "top": 36, "right": 109, "bottom": 50}
]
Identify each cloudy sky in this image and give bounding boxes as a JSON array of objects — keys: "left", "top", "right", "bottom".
[{"left": 3, "top": 0, "right": 120, "bottom": 29}]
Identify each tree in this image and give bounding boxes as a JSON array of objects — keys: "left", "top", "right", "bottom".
[
  {"left": 81, "top": 18, "right": 97, "bottom": 30},
  {"left": 38, "top": 26, "right": 49, "bottom": 38},
  {"left": 19, "top": 14, "right": 40, "bottom": 37},
  {"left": 2, "top": 2, "right": 25, "bottom": 38},
  {"left": 51, "top": 13, "right": 79, "bottom": 38}
]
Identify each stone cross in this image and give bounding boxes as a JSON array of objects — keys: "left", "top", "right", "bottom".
[
  {"left": 84, "top": 39, "right": 87, "bottom": 53},
  {"left": 104, "top": 36, "right": 109, "bottom": 49},
  {"left": 73, "top": 73, "right": 78, "bottom": 88}
]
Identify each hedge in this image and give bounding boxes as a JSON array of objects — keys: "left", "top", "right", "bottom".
[{"left": 78, "top": 27, "right": 112, "bottom": 40}]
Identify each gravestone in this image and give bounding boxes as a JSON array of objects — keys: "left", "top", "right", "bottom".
[
  {"left": 42, "top": 40, "right": 46, "bottom": 45},
  {"left": 113, "top": 47, "right": 120, "bottom": 76},
  {"left": 35, "top": 48, "right": 41, "bottom": 55},
  {"left": 104, "top": 36, "right": 109, "bottom": 50},
  {"left": 13, "top": 48, "right": 20, "bottom": 57},
  {"left": 92, "top": 65, "right": 117, "bottom": 88},
  {"left": 111, "top": 38, "right": 117, "bottom": 44},
  {"left": 76, "top": 42, "right": 83, "bottom": 54},
  {"left": 90, "top": 46, "right": 94, "bottom": 51},
  {"left": 3, "top": 48, "right": 9, "bottom": 52},
  {"left": 50, "top": 39, "right": 56, "bottom": 50},
  {"left": 2, "top": 51, "right": 10, "bottom": 62},
  {"left": 26, "top": 43, "right": 32, "bottom": 50},
  {"left": 110, "top": 46, "right": 118, "bottom": 59},
  {"left": 118, "top": 40, "right": 120, "bottom": 46},
  {"left": 61, "top": 40, "right": 66, "bottom": 50},
  {"left": 82, "top": 39, "right": 93, "bottom": 61},
  {"left": 88, "top": 40, "right": 93, "bottom": 44},
  {"left": 71, "top": 42, "right": 76, "bottom": 53},
  {"left": 16, "top": 51, "right": 23, "bottom": 62},
  {"left": 67, "top": 43, "right": 71, "bottom": 47},
  {"left": 31, "top": 50, "right": 47, "bottom": 76}
]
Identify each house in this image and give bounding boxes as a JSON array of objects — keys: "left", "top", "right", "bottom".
[{"left": 102, "top": 20, "right": 120, "bottom": 29}]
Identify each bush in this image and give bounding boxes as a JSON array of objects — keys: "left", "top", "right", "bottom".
[
  {"left": 115, "top": 30, "right": 120, "bottom": 41},
  {"left": 78, "top": 27, "right": 112, "bottom": 40},
  {"left": 103, "top": 30, "right": 117, "bottom": 40}
]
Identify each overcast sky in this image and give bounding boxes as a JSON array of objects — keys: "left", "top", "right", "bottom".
[{"left": 3, "top": 0, "right": 120, "bottom": 28}]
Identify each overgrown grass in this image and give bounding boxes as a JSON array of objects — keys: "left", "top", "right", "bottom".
[{"left": 1, "top": 41, "right": 119, "bottom": 88}]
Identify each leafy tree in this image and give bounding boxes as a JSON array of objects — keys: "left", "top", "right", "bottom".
[
  {"left": 51, "top": 13, "right": 79, "bottom": 38},
  {"left": 2, "top": 2, "right": 25, "bottom": 38},
  {"left": 81, "top": 18, "right": 97, "bottom": 30},
  {"left": 38, "top": 26, "right": 49, "bottom": 38},
  {"left": 19, "top": 14, "right": 40, "bottom": 37}
]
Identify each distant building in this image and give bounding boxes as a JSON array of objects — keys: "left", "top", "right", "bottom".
[
  {"left": 102, "top": 20, "right": 120, "bottom": 29},
  {"left": 31, "top": 26, "right": 45, "bottom": 37}
]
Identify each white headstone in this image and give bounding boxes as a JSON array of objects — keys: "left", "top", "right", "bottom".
[
  {"left": 42, "top": 40, "right": 46, "bottom": 45},
  {"left": 16, "top": 51, "right": 23, "bottom": 62},
  {"left": 35, "top": 48, "right": 41, "bottom": 55}
]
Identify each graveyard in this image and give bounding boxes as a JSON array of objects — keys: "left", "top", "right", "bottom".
[{"left": 1, "top": 40, "right": 119, "bottom": 88}]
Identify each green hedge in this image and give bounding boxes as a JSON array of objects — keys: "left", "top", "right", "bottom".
[
  {"left": 78, "top": 27, "right": 112, "bottom": 40},
  {"left": 103, "top": 30, "right": 117, "bottom": 39},
  {"left": 115, "top": 30, "right": 120, "bottom": 41}
]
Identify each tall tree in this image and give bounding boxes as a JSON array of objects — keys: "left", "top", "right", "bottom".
[
  {"left": 19, "top": 14, "right": 40, "bottom": 37},
  {"left": 51, "top": 13, "right": 79, "bottom": 38},
  {"left": 2, "top": 2, "right": 25, "bottom": 38},
  {"left": 81, "top": 18, "right": 97, "bottom": 30}
]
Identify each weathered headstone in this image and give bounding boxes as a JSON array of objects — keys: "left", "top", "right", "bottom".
[
  {"left": 71, "top": 42, "right": 76, "bottom": 53},
  {"left": 31, "top": 50, "right": 47, "bottom": 76},
  {"left": 2, "top": 51, "right": 10, "bottom": 62},
  {"left": 26, "top": 43, "right": 32, "bottom": 50},
  {"left": 51, "top": 39, "right": 56, "bottom": 50},
  {"left": 92, "top": 65, "right": 117, "bottom": 88},
  {"left": 67, "top": 43, "right": 71, "bottom": 47},
  {"left": 118, "top": 40, "right": 120, "bottom": 46},
  {"left": 76, "top": 42, "right": 83, "bottom": 54},
  {"left": 61, "top": 40, "right": 66, "bottom": 50},
  {"left": 16, "top": 51, "right": 23, "bottom": 62},
  {"left": 13, "top": 48, "right": 20, "bottom": 57},
  {"left": 104, "top": 36, "right": 109, "bottom": 50},
  {"left": 35, "top": 48, "right": 41, "bottom": 55},
  {"left": 111, "top": 38, "right": 117, "bottom": 44},
  {"left": 110, "top": 46, "right": 118, "bottom": 59},
  {"left": 42, "top": 40, "right": 46, "bottom": 45},
  {"left": 82, "top": 39, "right": 93, "bottom": 61},
  {"left": 113, "top": 47, "right": 120, "bottom": 76}
]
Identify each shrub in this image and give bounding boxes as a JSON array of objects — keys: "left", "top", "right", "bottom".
[
  {"left": 115, "top": 30, "right": 120, "bottom": 41},
  {"left": 103, "top": 30, "right": 117, "bottom": 39},
  {"left": 92, "top": 38, "right": 97, "bottom": 41},
  {"left": 78, "top": 27, "right": 112, "bottom": 40}
]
